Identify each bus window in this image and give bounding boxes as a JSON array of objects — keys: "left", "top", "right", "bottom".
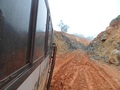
[
  {"left": 34, "top": 0, "right": 47, "bottom": 60},
  {"left": 48, "top": 18, "right": 53, "bottom": 51},
  {"left": 0, "top": 0, "right": 32, "bottom": 81}
]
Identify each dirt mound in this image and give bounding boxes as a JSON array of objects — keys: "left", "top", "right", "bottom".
[
  {"left": 54, "top": 31, "right": 90, "bottom": 53},
  {"left": 50, "top": 50, "right": 120, "bottom": 90},
  {"left": 87, "top": 15, "right": 120, "bottom": 65}
]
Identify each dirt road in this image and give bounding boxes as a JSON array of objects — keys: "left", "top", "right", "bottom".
[{"left": 50, "top": 50, "right": 120, "bottom": 90}]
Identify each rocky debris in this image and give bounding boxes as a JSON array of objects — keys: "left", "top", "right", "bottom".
[
  {"left": 115, "top": 42, "right": 120, "bottom": 50},
  {"left": 87, "top": 15, "right": 120, "bottom": 65},
  {"left": 101, "top": 33, "right": 107, "bottom": 41},
  {"left": 54, "top": 31, "right": 90, "bottom": 53},
  {"left": 109, "top": 49, "right": 120, "bottom": 65}
]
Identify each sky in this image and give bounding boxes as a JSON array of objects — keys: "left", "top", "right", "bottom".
[{"left": 48, "top": 0, "right": 120, "bottom": 37}]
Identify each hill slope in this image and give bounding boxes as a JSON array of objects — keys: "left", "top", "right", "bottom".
[
  {"left": 54, "top": 31, "right": 90, "bottom": 53},
  {"left": 88, "top": 15, "right": 120, "bottom": 65}
]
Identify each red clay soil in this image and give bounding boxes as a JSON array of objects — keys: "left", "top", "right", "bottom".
[{"left": 50, "top": 50, "right": 120, "bottom": 90}]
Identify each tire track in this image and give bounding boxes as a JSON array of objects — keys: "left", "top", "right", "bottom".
[
  {"left": 86, "top": 63, "right": 114, "bottom": 90},
  {"left": 84, "top": 66, "right": 95, "bottom": 90},
  {"left": 53, "top": 51, "right": 78, "bottom": 76},
  {"left": 50, "top": 50, "right": 120, "bottom": 90},
  {"left": 89, "top": 61, "right": 120, "bottom": 90},
  {"left": 51, "top": 53, "right": 80, "bottom": 90}
]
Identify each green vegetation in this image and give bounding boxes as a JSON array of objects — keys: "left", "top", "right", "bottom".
[{"left": 58, "top": 20, "right": 69, "bottom": 32}]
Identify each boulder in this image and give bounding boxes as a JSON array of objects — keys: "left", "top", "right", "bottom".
[
  {"left": 109, "top": 49, "right": 120, "bottom": 65},
  {"left": 101, "top": 33, "right": 107, "bottom": 42}
]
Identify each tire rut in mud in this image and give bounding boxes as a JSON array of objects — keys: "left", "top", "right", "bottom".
[{"left": 50, "top": 50, "right": 120, "bottom": 90}]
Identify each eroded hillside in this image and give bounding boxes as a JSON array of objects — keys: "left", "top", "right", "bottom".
[
  {"left": 54, "top": 31, "right": 90, "bottom": 53},
  {"left": 88, "top": 15, "right": 120, "bottom": 65}
]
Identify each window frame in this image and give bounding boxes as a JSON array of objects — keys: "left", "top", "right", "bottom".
[
  {"left": 33, "top": 0, "right": 48, "bottom": 61},
  {"left": 44, "top": 10, "right": 54, "bottom": 56},
  {"left": 48, "top": 16, "right": 54, "bottom": 52}
]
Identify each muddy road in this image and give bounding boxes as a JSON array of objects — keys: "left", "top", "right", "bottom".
[{"left": 50, "top": 50, "right": 120, "bottom": 90}]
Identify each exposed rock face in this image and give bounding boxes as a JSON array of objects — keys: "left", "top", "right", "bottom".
[
  {"left": 54, "top": 31, "right": 90, "bottom": 53},
  {"left": 110, "top": 15, "right": 120, "bottom": 27},
  {"left": 87, "top": 15, "right": 120, "bottom": 65}
]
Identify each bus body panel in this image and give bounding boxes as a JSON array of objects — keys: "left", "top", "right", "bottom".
[{"left": 17, "top": 56, "right": 50, "bottom": 90}]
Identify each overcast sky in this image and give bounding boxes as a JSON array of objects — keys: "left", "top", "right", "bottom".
[{"left": 48, "top": 0, "right": 120, "bottom": 37}]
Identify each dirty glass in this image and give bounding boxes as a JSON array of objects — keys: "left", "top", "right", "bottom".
[
  {"left": 34, "top": 0, "right": 47, "bottom": 60},
  {"left": 0, "top": 0, "right": 32, "bottom": 80},
  {"left": 48, "top": 18, "right": 53, "bottom": 51}
]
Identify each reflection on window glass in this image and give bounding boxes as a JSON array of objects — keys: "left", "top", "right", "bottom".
[
  {"left": 0, "top": 0, "right": 31, "bottom": 80},
  {"left": 48, "top": 18, "right": 53, "bottom": 51},
  {"left": 34, "top": 0, "right": 47, "bottom": 60}
]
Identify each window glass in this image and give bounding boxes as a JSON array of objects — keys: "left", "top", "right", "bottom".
[
  {"left": 48, "top": 18, "right": 53, "bottom": 51},
  {"left": 34, "top": 0, "right": 47, "bottom": 60},
  {"left": 0, "top": 0, "right": 31, "bottom": 80}
]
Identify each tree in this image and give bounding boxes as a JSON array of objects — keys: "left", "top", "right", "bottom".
[{"left": 58, "top": 20, "right": 69, "bottom": 32}]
